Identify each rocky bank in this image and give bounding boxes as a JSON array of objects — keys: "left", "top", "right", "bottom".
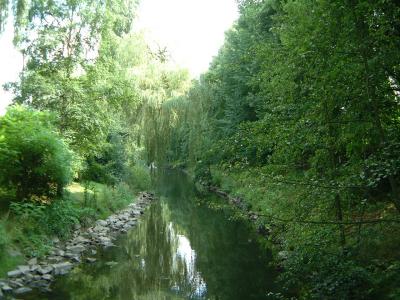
[{"left": 0, "top": 191, "right": 155, "bottom": 299}]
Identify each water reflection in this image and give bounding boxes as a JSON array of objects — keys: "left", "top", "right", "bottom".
[
  {"left": 169, "top": 223, "right": 207, "bottom": 298},
  {"left": 26, "top": 170, "right": 279, "bottom": 300}
]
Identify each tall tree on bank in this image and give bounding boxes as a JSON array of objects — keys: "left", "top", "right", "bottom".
[
  {"left": 158, "top": 0, "right": 400, "bottom": 298},
  {"left": 2, "top": 0, "right": 138, "bottom": 158}
]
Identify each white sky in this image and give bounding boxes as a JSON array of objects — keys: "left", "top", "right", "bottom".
[
  {"left": 135, "top": 0, "right": 238, "bottom": 77},
  {"left": 0, "top": 0, "right": 238, "bottom": 115},
  {"left": 0, "top": 18, "right": 23, "bottom": 115}
]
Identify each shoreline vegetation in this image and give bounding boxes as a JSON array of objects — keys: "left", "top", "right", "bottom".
[
  {"left": 0, "top": 177, "right": 151, "bottom": 277},
  {"left": 152, "top": 0, "right": 400, "bottom": 298},
  {"left": 190, "top": 166, "right": 400, "bottom": 299},
  {"left": 1, "top": 0, "right": 400, "bottom": 299},
  {"left": 0, "top": 191, "right": 155, "bottom": 298}
]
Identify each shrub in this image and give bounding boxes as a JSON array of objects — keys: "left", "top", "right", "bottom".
[
  {"left": 82, "top": 132, "right": 128, "bottom": 186},
  {"left": 83, "top": 182, "right": 134, "bottom": 218},
  {"left": 0, "top": 221, "right": 8, "bottom": 252},
  {"left": 10, "top": 197, "right": 96, "bottom": 242},
  {"left": 0, "top": 105, "right": 72, "bottom": 201},
  {"left": 126, "top": 164, "right": 151, "bottom": 191}
]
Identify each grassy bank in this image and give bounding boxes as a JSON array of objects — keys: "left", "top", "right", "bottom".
[{"left": 0, "top": 165, "right": 151, "bottom": 278}]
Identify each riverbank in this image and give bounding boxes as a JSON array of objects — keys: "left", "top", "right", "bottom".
[
  {"left": 0, "top": 192, "right": 155, "bottom": 298},
  {"left": 197, "top": 166, "right": 400, "bottom": 299}
]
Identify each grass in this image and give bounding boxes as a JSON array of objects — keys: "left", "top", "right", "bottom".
[{"left": 0, "top": 181, "right": 140, "bottom": 278}]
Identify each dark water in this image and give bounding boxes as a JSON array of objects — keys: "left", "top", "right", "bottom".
[{"left": 27, "top": 171, "right": 279, "bottom": 300}]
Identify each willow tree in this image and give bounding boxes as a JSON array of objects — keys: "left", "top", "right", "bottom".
[{"left": 159, "top": 0, "right": 400, "bottom": 298}]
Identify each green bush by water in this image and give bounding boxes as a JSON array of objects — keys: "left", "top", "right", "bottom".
[
  {"left": 207, "top": 167, "right": 400, "bottom": 299},
  {"left": 127, "top": 164, "right": 152, "bottom": 192},
  {"left": 0, "top": 106, "right": 72, "bottom": 202}
]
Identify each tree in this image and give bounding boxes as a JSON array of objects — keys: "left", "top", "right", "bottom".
[{"left": 4, "top": 0, "right": 138, "bottom": 159}]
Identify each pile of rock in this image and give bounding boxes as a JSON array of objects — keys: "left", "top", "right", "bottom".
[{"left": 0, "top": 192, "right": 155, "bottom": 298}]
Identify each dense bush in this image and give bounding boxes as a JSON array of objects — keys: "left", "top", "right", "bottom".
[
  {"left": 0, "top": 106, "right": 72, "bottom": 201},
  {"left": 83, "top": 132, "right": 128, "bottom": 186},
  {"left": 126, "top": 164, "right": 151, "bottom": 192},
  {"left": 10, "top": 198, "right": 96, "bottom": 242}
]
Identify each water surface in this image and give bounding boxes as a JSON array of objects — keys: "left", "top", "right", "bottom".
[{"left": 27, "top": 170, "right": 279, "bottom": 299}]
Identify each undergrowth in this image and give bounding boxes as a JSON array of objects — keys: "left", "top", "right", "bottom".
[{"left": 0, "top": 173, "right": 150, "bottom": 277}]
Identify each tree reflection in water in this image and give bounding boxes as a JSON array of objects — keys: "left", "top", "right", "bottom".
[{"left": 26, "top": 171, "right": 279, "bottom": 300}]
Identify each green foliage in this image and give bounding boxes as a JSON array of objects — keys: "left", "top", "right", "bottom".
[
  {"left": 83, "top": 132, "right": 129, "bottom": 186},
  {"left": 0, "top": 252, "right": 23, "bottom": 279},
  {"left": 0, "top": 221, "right": 8, "bottom": 251},
  {"left": 126, "top": 164, "right": 152, "bottom": 192},
  {"left": 3, "top": 0, "right": 399, "bottom": 298},
  {"left": 78, "top": 182, "right": 135, "bottom": 219},
  {"left": 10, "top": 200, "right": 82, "bottom": 239},
  {"left": 43, "top": 199, "right": 83, "bottom": 238},
  {"left": 0, "top": 106, "right": 73, "bottom": 201},
  {"left": 157, "top": 0, "right": 400, "bottom": 298},
  {"left": 2, "top": 0, "right": 140, "bottom": 160}
]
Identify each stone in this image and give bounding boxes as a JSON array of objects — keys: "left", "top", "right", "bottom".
[
  {"left": 67, "top": 245, "right": 85, "bottom": 254},
  {"left": 127, "top": 221, "right": 137, "bottom": 226},
  {"left": 115, "top": 221, "right": 124, "bottom": 228},
  {"left": 96, "top": 220, "right": 108, "bottom": 227},
  {"left": 31, "top": 280, "right": 49, "bottom": 288},
  {"left": 56, "top": 250, "right": 65, "bottom": 257},
  {"left": 52, "top": 237, "right": 60, "bottom": 244},
  {"left": 7, "top": 270, "right": 22, "bottom": 278},
  {"left": 42, "top": 274, "right": 53, "bottom": 281},
  {"left": 53, "top": 262, "right": 73, "bottom": 275},
  {"left": 8, "top": 279, "right": 23, "bottom": 288},
  {"left": 1, "top": 285, "right": 12, "bottom": 293},
  {"left": 64, "top": 252, "right": 75, "bottom": 259},
  {"left": 18, "top": 265, "right": 31, "bottom": 274},
  {"left": 107, "top": 216, "right": 117, "bottom": 223},
  {"left": 24, "top": 273, "right": 34, "bottom": 282},
  {"left": 33, "top": 275, "right": 42, "bottom": 280},
  {"left": 94, "top": 225, "right": 108, "bottom": 232},
  {"left": 28, "top": 257, "right": 38, "bottom": 266},
  {"left": 91, "top": 249, "right": 97, "bottom": 255},
  {"left": 98, "top": 236, "right": 114, "bottom": 247},
  {"left": 47, "top": 256, "right": 63, "bottom": 263},
  {"left": 37, "top": 266, "right": 53, "bottom": 275},
  {"left": 73, "top": 236, "right": 90, "bottom": 244},
  {"left": 102, "top": 242, "right": 114, "bottom": 248},
  {"left": 0, "top": 288, "right": 3, "bottom": 298},
  {"left": 31, "top": 265, "right": 40, "bottom": 272},
  {"left": 86, "top": 258, "right": 96, "bottom": 263},
  {"left": 14, "top": 287, "right": 32, "bottom": 294},
  {"left": 70, "top": 256, "right": 81, "bottom": 263},
  {"left": 99, "top": 237, "right": 111, "bottom": 244}
]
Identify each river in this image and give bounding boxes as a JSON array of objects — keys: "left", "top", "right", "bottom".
[{"left": 26, "top": 170, "right": 280, "bottom": 299}]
